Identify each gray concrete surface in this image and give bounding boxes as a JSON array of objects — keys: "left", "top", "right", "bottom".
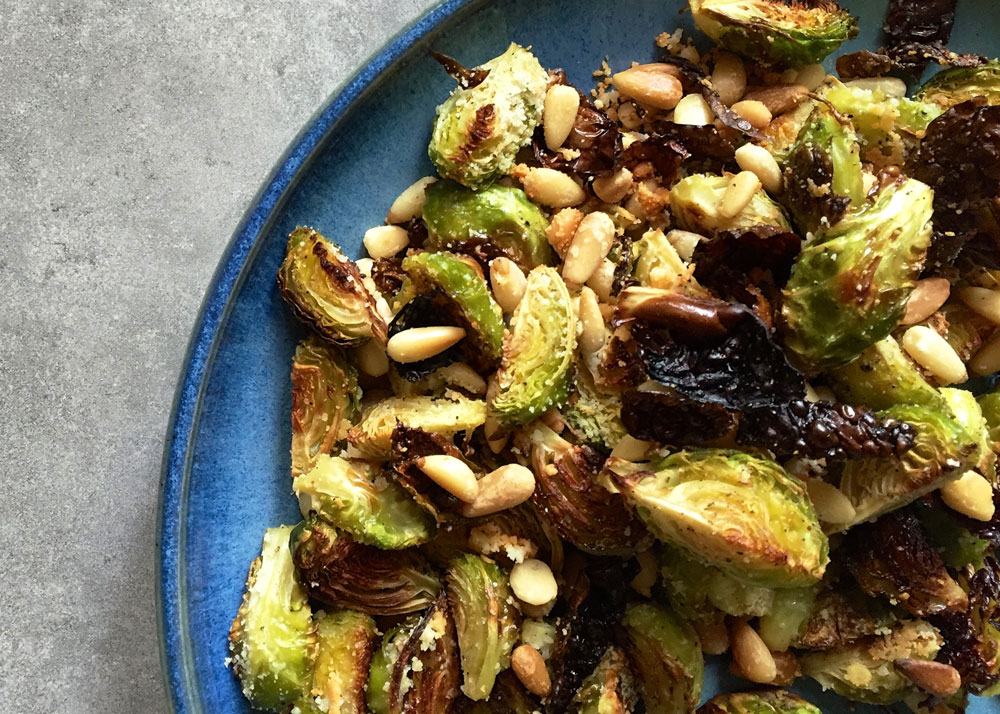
[{"left": 0, "top": 1, "right": 437, "bottom": 710}]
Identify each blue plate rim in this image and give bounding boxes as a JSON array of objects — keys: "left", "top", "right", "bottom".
[{"left": 155, "top": 1, "right": 476, "bottom": 711}]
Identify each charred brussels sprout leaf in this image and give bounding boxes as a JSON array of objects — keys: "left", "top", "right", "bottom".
[
  {"left": 698, "top": 690, "right": 821, "bottom": 714},
  {"left": 828, "top": 336, "right": 945, "bottom": 411},
  {"left": 293, "top": 455, "right": 435, "bottom": 549},
  {"left": 422, "top": 181, "right": 554, "bottom": 269},
  {"left": 669, "top": 173, "right": 792, "bottom": 237},
  {"left": 622, "top": 602, "right": 704, "bottom": 714},
  {"left": 932, "top": 559, "right": 1000, "bottom": 694},
  {"left": 277, "top": 227, "right": 388, "bottom": 345},
  {"left": 295, "top": 609, "right": 376, "bottom": 714},
  {"left": 796, "top": 584, "right": 899, "bottom": 651},
  {"left": 228, "top": 526, "right": 315, "bottom": 712},
  {"left": 610, "top": 449, "right": 829, "bottom": 587},
  {"left": 348, "top": 395, "right": 486, "bottom": 458},
  {"left": 290, "top": 336, "right": 361, "bottom": 476},
  {"left": 569, "top": 646, "right": 639, "bottom": 714},
  {"left": 689, "top": 0, "right": 858, "bottom": 67},
  {"left": 917, "top": 60, "right": 1000, "bottom": 109},
  {"left": 447, "top": 553, "right": 520, "bottom": 700},
  {"left": 532, "top": 83, "right": 621, "bottom": 178},
  {"left": 290, "top": 519, "right": 440, "bottom": 615},
  {"left": 429, "top": 43, "right": 548, "bottom": 189},
  {"left": 781, "top": 177, "right": 934, "bottom": 371},
  {"left": 490, "top": 266, "right": 576, "bottom": 426}
]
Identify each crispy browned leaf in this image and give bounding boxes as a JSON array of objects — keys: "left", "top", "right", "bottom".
[
  {"left": 430, "top": 50, "right": 490, "bottom": 89},
  {"left": 621, "top": 388, "right": 736, "bottom": 447},
  {"left": 836, "top": 50, "right": 895, "bottom": 79},
  {"left": 391, "top": 423, "right": 471, "bottom": 522},
  {"left": 533, "top": 89, "right": 621, "bottom": 177},
  {"left": 654, "top": 55, "right": 763, "bottom": 139},
  {"left": 795, "top": 585, "right": 899, "bottom": 650},
  {"left": 883, "top": 0, "right": 969, "bottom": 74}
]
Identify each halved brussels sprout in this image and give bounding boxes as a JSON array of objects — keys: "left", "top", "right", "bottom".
[
  {"left": 669, "top": 174, "right": 792, "bottom": 236},
  {"left": 562, "top": 363, "right": 627, "bottom": 452},
  {"left": 347, "top": 395, "right": 486, "bottom": 458},
  {"left": 402, "top": 251, "right": 505, "bottom": 367},
  {"left": 622, "top": 602, "right": 704, "bottom": 714},
  {"left": 610, "top": 449, "right": 829, "bottom": 587},
  {"left": 569, "top": 646, "right": 640, "bottom": 714},
  {"left": 799, "top": 620, "right": 942, "bottom": 705},
  {"left": 294, "top": 609, "right": 376, "bottom": 714},
  {"left": 978, "top": 388, "right": 1000, "bottom": 446},
  {"left": 422, "top": 181, "right": 554, "bottom": 268},
  {"left": 290, "top": 336, "right": 362, "bottom": 476},
  {"left": 290, "top": 519, "right": 440, "bottom": 615},
  {"left": 632, "top": 228, "right": 698, "bottom": 293},
  {"left": 293, "top": 454, "right": 434, "bottom": 549},
  {"left": 490, "top": 266, "right": 577, "bottom": 426},
  {"left": 658, "top": 545, "right": 775, "bottom": 622},
  {"left": 795, "top": 583, "right": 899, "bottom": 651},
  {"left": 781, "top": 177, "right": 934, "bottom": 371},
  {"left": 461, "top": 671, "right": 541, "bottom": 714},
  {"left": 828, "top": 336, "right": 944, "bottom": 411},
  {"left": 447, "top": 553, "right": 520, "bottom": 700},
  {"left": 698, "top": 690, "right": 821, "bottom": 714},
  {"left": 940, "top": 387, "right": 997, "bottom": 483},
  {"left": 937, "top": 302, "right": 997, "bottom": 363},
  {"left": 229, "top": 526, "right": 315, "bottom": 712},
  {"left": 916, "top": 60, "right": 1000, "bottom": 109},
  {"left": 277, "top": 227, "right": 387, "bottom": 345},
  {"left": 428, "top": 43, "right": 548, "bottom": 189}
]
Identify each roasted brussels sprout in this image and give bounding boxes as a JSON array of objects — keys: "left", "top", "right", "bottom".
[
  {"left": 799, "top": 620, "right": 942, "bottom": 705},
  {"left": 632, "top": 228, "right": 697, "bottom": 293},
  {"left": 290, "top": 336, "right": 361, "bottom": 476},
  {"left": 698, "top": 690, "right": 821, "bottom": 714},
  {"left": 941, "top": 387, "right": 997, "bottom": 483},
  {"left": 422, "top": 181, "right": 554, "bottom": 268},
  {"left": 828, "top": 336, "right": 944, "bottom": 411},
  {"left": 561, "top": 363, "right": 627, "bottom": 452},
  {"left": 293, "top": 455, "right": 434, "bottom": 549},
  {"left": 795, "top": 584, "right": 899, "bottom": 651},
  {"left": 228, "top": 526, "right": 315, "bottom": 712},
  {"left": 569, "top": 646, "right": 639, "bottom": 714},
  {"left": 978, "top": 387, "right": 1000, "bottom": 446},
  {"left": 916, "top": 60, "right": 1000, "bottom": 109},
  {"left": 428, "top": 43, "right": 548, "bottom": 189},
  {"left": 669, "top": 173, "right": 792, "bottom": 236},
  {"left": 622, "top": 602, "right": 704, "bottom": 714},
  {"left": 933, "top": 558, "right": 1000, "bottom": 695},
  {"left": 290, "top": 519, "right": 440, "bottom": 615},
  {"left": 610, "top": 449, "right": 828, "bottom": 587},
  {"left": 490, "top": 266, "right": 576, "bottom": 426},
  {"left": 781, "top": 177, "right": 934, "bottom": 371},
  {"left": 689, "top": 0, "right": 858, "bottom": 67},
  {"left": 347, "top": 395, "right": 486, "bottom": 458},
  {"left": 294, "top": 609, "right": 376, "bottom": 714},
  {"left": 658, "top": 545, "right": 776, "bottom": 622},
  {"left": 277, "top": 227, "right": 388, "bottom": 345},
  {"left": 447, "top": 553, "right": 520, "bottom": 700},
  {"left": 758, "top": 586, "right": 817, "bottom": 651}
]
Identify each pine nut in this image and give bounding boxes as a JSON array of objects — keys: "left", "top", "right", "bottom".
[
  {"left": 731, "top": 100, "right": 772, "bottom": 130},
  {"left": 678, "top": 45, "right": 700, "bottom": 64},
  {"left": 416, "top": 454, "right": 480, "bottom": 503},
  {"left": 901, "top": 325, "right": 968, "bottom": 385},
  {"left": 386, "top": 326, "right": 465, "bottom": 363},
  {"left": 563, "top": 212, "right": 616, "bottom": 286},
  {"left": 957, "top": 286, "right": 1000, "bottom": 325},
  {"left": 902, "top": 278, "right": 951, "bottom": 325},
  {"left": 665, "top": 229, "right": 703, "bottom": 261},
  {"left": 694, "top": 620, "right": 730, "bottom": 655},
  {"left": 742, "top": 84, "right": 808, "bottom": 116},
  {"left": 547, "top": 207, "right": 584, "bottom": 257},
  {"left": 491, "top": 257, "right": 528, "bottom": 314},
  {"left": 544, "top": 85, "right": 581, "bottom": 151},
  {"left": 719, "top": 171, "right": 762, "bottom": 219},
  {"left": 522, "top": 167, "right": 586, "bottom": 208},
  {"left": 386, "top": 176, "right": 436, "bottom": 223},
  {"left": 586, "top": 259, "right": 617, "bottom": 302},
  {"left": 577, "top": 286, "right": 608, "bottom": 357},
  {"left": 611, "top": 434, "right": 652, "bottom": 461},
  {"left": 894, "top": 659, "right": 962, "bottom": 698},
  {"left": 611, "top": 63, "right": 684, "bottom": 110},
  {"left": 805, "top": 478, "right": 857, "bottom": 525},
  {"left": 436, "top": 362, "right": 487, "bottom": 395},
  {"left": 731, "top": 620, "right": 777, "bottom": 684},
  {"left": 941, "top": 470, "right": 996, "bottom": 521},
  {"left": 711, "top": 52, "right": 746, "bottom": 106},
  {"left": 511, "top": 644, "right": 552, "bottom": 697},
  {"left": 363, "top": 225, "right": 409, "bottom": 259},
  {"left": 672, "top": 93, "right": 716, "bottom": 126},
  {"left": 356, "top": 339, "right": 389, "bottom": 377},
  {"left": 771, "top": 651, "right": 800, "bottom": 687},
  {"left": 796, "top": 63, "right": 828, "bottom": 91},
  {"left": 847, "top": 77, "right": 907, "bottom": 98},
  {"left": 971, "top": 331, "right": 1000, "bottom": 376},
  {"left": 458, "top": 463, "right": 535, "bottom": 517},
  {"left": 592, "top": 167, "right": 634, "bottom": 204},
  {"left": 734, "top": 144, "right": 782, "bottom": 194},
  {"left": 510, "top": 558, "right": 558, "bottom": 606}
]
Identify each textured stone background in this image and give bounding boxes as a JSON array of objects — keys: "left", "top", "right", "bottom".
[{"left": 0, "top": 1, "right": 436, "bottom": 709}]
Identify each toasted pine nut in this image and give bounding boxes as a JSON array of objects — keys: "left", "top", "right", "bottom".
[
  {"left": 771, "top": 651, "right": 800, "bottom": 687},
  {"left": 586, "top": 259, "right": 617, "bottom": 302},
  {"left": 363, "top": 225, "right": 409, "bottom": 259},
  {"left": 491, "top": 257, "right": 528, "bottom": 314},
  {"left": 416, "top": 455, "right": 480, "bottom": 503},
  {"left": 957, "top": 286, "right": 1000, "bottom": 325},
  {"left": 731, "top": 100, "right": 772, "bottom": 130},
  {"left": 719, "top": 171, "right": 762, "bottom": 220},
  {"left": 734, "top": 144, "right": 782, "bottom": 194},
  {"left": 847, "top": 77, "right": 907, "bottom": 98},
  {"left": 511, "top": 644, "right": 552, "bottom": 697},
  {"left": 544, "top": 85, "right": 581, "bottom": 151},
  {"left": 971, "top": 330, "right": 1000, "bottom": 376},
  {"left": 611, "top": 63, "right": 684, "bottom": 110},
  {"left": 742, "top": 84, "right": 809, "bottom": 116},
  {"left": 672, "top": 93, "right": 716, "bottom": 126},
  {"left": 611, "top": 434, "right": 652, "bottom": 461},
  {"left": 901, "top": 325, "right": 968, "bottom": 385},
  {"left": 547, "top": 207, "right": 584, "bottom": 257},
  {"left": 902, "top": 278, "right": 951, "bottom": 325},
  {"left": 510, "top": 558, "right": 558, "bottom": 606},
  {"left": 694, "top": 620, "right": 730, "bottom": 656},
  {"left": 459, "top": 463, "right": 535, "bottom": 517},
  {"left": 894, "top": 659, "right": 962, "bottom": 698},
  {"left": 796, "top": 64, "right": 827, "bottom": 91},
  {"left": 522, "top": 167, "right": 586, "bottom": 208},
  {"left": 711, "top": 52, "right": 746, "bottom": 106},
  {"left": 563, "top": 212, "right": 616, "bottom": 286},
  {"left": 386, "top": 176, "right": 436, "bottom": 223},
  {"left": 356, "top": 340, "right": 389, "bottom": 377},
  {"left": 678, "top": 45, "right": 700, "bottom": 64},
  {"left": 731, "top": 620, "right": 777, "bottom": 684},
  {"left": 436, "top": 362, "right": 487, "bottom": 395},
  {"left": 386, "top": 326, "right": 465, "bottom": 363},
  {"left": 577, "top": 286, "right": 608, "bottom": 357},
  {"left": 805, "top": 478, "right": 857, "bottom": 525},
  {"left": 941, "top": 471, "right": 996, "bottom": 521},
  {"left": 665, "top": 229, "right": 703, "bottom": 261},
  {"left": 592, "top": 167, "right": 634, "bottom": 204}
]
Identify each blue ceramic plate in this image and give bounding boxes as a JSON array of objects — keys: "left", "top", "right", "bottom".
[{"left": 158, "top": 1, "right": 1000, "bottom": 711}]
